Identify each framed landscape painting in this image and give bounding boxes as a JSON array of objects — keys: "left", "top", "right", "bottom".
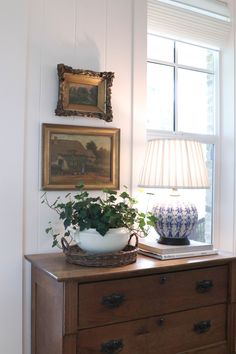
[
  {"left": 55, "top": 64, "right": 114, "bottom": 122},
  {"left": 42, "top": 124, "right": 120, "bottom": 190}
]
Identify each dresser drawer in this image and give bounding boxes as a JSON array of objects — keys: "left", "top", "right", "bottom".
[
  {"left": 78, "top": 265, "right": 227, "bottom": 328},
  {"left": 78, "top": 304, "right": 226, "bottom": 354}
]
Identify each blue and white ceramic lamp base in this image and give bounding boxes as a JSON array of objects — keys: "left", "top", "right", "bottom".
[{"left": 152, "top": 200, "right": 198, "bottom": 245}]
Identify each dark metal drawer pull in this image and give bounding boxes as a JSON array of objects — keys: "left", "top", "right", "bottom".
[
  {"left": 196, "top": 280, "right": 214, "bottom": 293},
  {"left": 160, "top": 276, "right": 167, "bottom": 284},
  {"left": 101, "top": 339, "right": 124, "bottom": 353},
  {"left": 102, "top": 293, "right": 125, "bottom": 309},
  {"left": 157, "top": 317, "right": 165, "bottom": 326},
  {"left": 194, "top": 320, "right": 211, "bottom": 334}
]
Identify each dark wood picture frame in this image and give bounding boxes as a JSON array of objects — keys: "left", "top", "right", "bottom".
[
  {"left": 55, "top": 64, "right": 114, "bottom": 122},
  {"left": 42, "top": 123, "right": 120, "bottom": 190}
]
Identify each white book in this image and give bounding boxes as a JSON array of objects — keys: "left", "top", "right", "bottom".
[
  {"left": 138, "top": 248, "right": 218, "bottom": 260},
  {"left": 139, "top": 231, "right": 213, "bottom": 255}
]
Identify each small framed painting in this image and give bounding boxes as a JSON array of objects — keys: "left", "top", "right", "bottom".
[
  {"left": 55, "top": 64, "right": 114, "bottom": 122},
  {"left": 42, "top": 123, "right": 120, "bottom": 190}
]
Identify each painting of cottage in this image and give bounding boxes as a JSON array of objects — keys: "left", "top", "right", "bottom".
[{"left": 50, "top": 133, "right": 111, "bottom": 186}]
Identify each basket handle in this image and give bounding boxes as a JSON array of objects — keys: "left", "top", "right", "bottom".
[
  {"left": 61, "top": 237, "right": 70, "bottom": 252},
  {"left": 128, "top": 233, "right": 139, "bottom": 248}
]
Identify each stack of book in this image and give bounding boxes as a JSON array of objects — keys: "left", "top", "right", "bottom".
[{"left": 138, "top": 233, "right": 218, "bottom": 260}]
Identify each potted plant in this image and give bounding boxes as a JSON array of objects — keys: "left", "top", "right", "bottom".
[{"left": 42, "top": 185, "right": 157, "bottom": 254}]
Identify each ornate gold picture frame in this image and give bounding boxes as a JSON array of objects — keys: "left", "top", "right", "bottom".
[
  {"left": 42, "top": 123, "right": 120, "bottom": 190},
  {"left": 55, "top": 64, "right": 114, "bottom": 122}
]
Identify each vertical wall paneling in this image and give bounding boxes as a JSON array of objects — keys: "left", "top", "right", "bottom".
[
  {"left": 75, "top": 0, "right": 107, "bottom": 71},
  {"left": 24, "top": 0, "right": 46, "bottom": 255},
  {"left": 106, "top": 0, "right": 133, "bottom": 189},
  {"left": 23, "top": 2, "right": 48, "bottom": 353},
  {"left": 40, "top": 0, "right": 78, "bottom": 119},
  {"left": 0, "top": 0, "right": 28, "bottom": 353},
  {"left": 131, "top": 0, "right": 147, "bottom": 194},
  {"left": 38, "top": 0, "right": 79, "bottom": 251}
]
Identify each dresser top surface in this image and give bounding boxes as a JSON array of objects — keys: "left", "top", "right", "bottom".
[{"left": 25, "top": 251, "right": 236, "bottom": 283}]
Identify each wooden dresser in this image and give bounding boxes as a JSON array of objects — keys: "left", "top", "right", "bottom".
[{"left": 25, "top": 252, "right": 236, "bottom": 354}]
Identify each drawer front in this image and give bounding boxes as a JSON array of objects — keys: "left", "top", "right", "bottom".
[
  {"left": 78, "top": 304, "right": 226, "bottom": 354},
  {"left": 78, "top": 265, "right": 228, "bottom": 328}
]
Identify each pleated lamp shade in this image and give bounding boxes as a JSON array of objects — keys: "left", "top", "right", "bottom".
[
  {"left": 139, "top": 138, "right": 209, "bottom": 189},
  {"left": 139, "top": 138, "right": 209, "bottom": 245}
]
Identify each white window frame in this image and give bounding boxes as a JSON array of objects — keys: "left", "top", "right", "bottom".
[
  {"left": 132, "top": 0, "right": 235, "bottom": 253},
  {"left": 146, "top": 35, "right": 220, "bottom": 245}
]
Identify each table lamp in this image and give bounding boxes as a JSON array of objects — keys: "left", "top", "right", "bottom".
[{"left": 138, "top": 138, "right": 209, "bottom": 245}]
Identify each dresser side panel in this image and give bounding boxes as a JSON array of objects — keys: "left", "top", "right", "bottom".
[
  {"left": 229, "top": 261, "right": 236, "bottom": 303},
  {"left": 31, "top": 266, "right": 64, "bottom": 354},
  {"left": 64, "top": 281, "right": 78, "bottom": 335}
]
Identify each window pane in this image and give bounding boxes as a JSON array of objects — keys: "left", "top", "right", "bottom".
[
  {"left": 147, "top": 63, "right": 174, "bottom": 131},
  {"left": 187, "top": 143, "right": 214, "bottom": 244},
  {"left": 147, "top": 34, "right": 174, "bottom": 62},
  {"left": 178, "top": 69, "right": 215, "bottom": 134},
  {"left": 177, "top": 42, "right": 215, "bottom": 71}
]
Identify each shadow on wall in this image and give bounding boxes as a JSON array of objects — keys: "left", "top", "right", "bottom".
[
  {"left": 75, "top": 34, "right": 102, "bottom": 71},
  {"left": 52, "top": 35, "right": 103, "bottom": 116}
]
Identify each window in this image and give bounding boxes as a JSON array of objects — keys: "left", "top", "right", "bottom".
[{"left": 147, "top": 34, "right": 219, "bottom": 243}]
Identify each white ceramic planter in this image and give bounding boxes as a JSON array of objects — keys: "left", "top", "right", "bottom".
[{"left": 72, "top": 227, "right": 130, "bottom": 254}]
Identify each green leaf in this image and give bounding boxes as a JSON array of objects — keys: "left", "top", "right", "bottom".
[
  {"left": 107, "top": 195, "right": 116, "bottom": 203},
  {"left": 120, "top": 191, "right": 129, "bottom": 199},
  {"left": 96, "top": 223, "right": 109, "bottom": 236},
  {"left": 60, "top": 211, "right": 66, "bottom": 220},
  {"left": 52, "top": 232, "right": 60, "bottom": 238},
  {"left": 52, "top": 240, "right": 58, "bottom": 247},
  {"left": 64, "top": 219, "right": 71, "bottom": 229},
  {"left": 76, "top": 182, "right": 85, "bottom": 188},
  {"left": 103, "top": 188, "right": 117, "bottom": 195}
]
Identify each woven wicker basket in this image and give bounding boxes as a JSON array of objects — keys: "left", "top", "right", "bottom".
[{"left": 61, "top": 233, "right": 138, "bottom": 267}]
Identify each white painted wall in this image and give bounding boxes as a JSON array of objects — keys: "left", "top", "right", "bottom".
[{"left": 0, "top": 0, "right": 27, "bottom": 353}]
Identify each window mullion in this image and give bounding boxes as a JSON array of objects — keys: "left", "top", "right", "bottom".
[{"left": 174, "top": 41, "right": 178, "bottom": 132}]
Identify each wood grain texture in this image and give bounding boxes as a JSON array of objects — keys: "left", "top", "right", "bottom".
[
  {"left": 227, "top": 303, "right": 236, "bottom": 354},
  {"left": 63, "top": 334, "right": 77, "bottom": 354},
  {"left": 178, "top": 342, "right": 228, "bottom": 353},
  {"left": 78, "top": 265, "right": 227, "bottom": 328},
  {"left": 78, "top": 304, "right": 226, "bottom": 353},
  {"left": 26, "top": 251, "right": 236, "bottom": 354},
  {"left": 31, "top": 267, "right": 64, "bottom": 354},
  {"left": 229, "top": 260, "right": 236, "bottom": 303},
  {"left": 25, "top": 251, "right": 236, "bottom": 282},
  {"left": 63, "top": 281, "right": 78, "bottom": 335},
  {"left": 227, "top": 260, "right": 236, "bottom": 353}
]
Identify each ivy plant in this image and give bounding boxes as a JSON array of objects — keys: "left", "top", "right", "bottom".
[{"left": 41, "top": 185, "right": 157, "bottom": 247}]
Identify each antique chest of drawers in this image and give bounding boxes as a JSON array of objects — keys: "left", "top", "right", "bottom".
[{"left": 25, "top": 251, "right": 236, "bottom": 354}]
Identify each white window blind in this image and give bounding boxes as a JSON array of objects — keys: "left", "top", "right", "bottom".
[{"left": 148, "top": 0, "right": 232, "bottom": 48}]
